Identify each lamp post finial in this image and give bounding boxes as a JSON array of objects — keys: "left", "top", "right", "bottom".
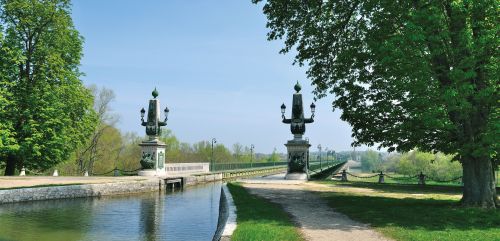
[{"left": 152, "top": 87, "right": 159, "bottom": 98}]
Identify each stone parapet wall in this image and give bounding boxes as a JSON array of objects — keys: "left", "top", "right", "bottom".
[
  {"left": 183, "top": 173, "right": 223, "bottom": 186},
  {"left": 0, "top": 179, "right": 163, "bottom": 204},
  {"left": 166, "top": 162, "right": 210, "bottom": 175}
]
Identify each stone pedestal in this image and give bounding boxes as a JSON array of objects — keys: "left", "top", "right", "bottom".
[
  {"left": 138, "top": 139, "right": 167, "bottom": 177},
  {"left": 284, "top": 139, "right": 311, "bottom": 180}
]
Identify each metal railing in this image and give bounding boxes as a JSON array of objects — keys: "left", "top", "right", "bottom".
[
  {"left": 339, "top": 170, "right": 466, "bottom": 186},
  {"left": 308, "top": 159, "right": 341, "bottom": 173},
  {"left": 211, "top": 161, "right": 287, "bottom": 172}
]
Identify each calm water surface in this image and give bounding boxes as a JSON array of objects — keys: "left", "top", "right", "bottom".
[{"left": 0, "top": 182, "right": 222, "bottom": 241}]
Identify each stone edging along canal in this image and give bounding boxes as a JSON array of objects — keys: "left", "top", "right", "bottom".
[
  {"left": 213, "top": 183, "right": 237, "bottom": 241},
  {"left": 0, "top": 173, "right": 223, "bottom": 204},
  {"left": 0, "top": 166, "right": 286, "bottom": 204}
]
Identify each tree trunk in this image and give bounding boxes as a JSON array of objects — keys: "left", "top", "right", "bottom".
[
  {"left": 4, "top": 154, "right": 17, "bottom": 176},
  {"left": 461, "top": 157, "right": 498, "bottom": 208}
]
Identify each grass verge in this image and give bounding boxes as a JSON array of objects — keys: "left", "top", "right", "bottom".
[
  {"left": 227, "top": 182, "right": 304, "bottom": 241},
  {"left": 316, "top": 181, "right": 500, "bottom": 241}
]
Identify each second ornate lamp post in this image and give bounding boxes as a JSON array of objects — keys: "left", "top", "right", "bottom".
[
  {"left": 281, "top": 81, "right": 316, "bottom": 180},
  {"left": 138, "top": 88, "right": 169, "bottom": 177}
]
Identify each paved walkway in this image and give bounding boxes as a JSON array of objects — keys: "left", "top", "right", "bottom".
[
  {"left": 0, "top": 176, "right": 152, "bottom": 189},
  {"left": 239, "top": 173, "right": 392, "bottom": 241}
]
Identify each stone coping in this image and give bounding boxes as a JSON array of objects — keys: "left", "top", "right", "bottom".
[
  {"left": 213, "top": 183, "right": 237, "bottom": 241},
  {"left": 0, "top": 176, "right": 152, "bottom": 189},
  {"left": 221, "top": 184, "right": 237, "bottom": 238},
  {"left": 0, "top": 178, "right": 163, "bottom": 204}
]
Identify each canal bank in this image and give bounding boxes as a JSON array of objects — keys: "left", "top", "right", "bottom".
[
  {"left": 0, "top": 165, "right": 286, "bottom": 204},
  {"left": 0, "top": 182, "right": 224, "bottom": 241},
  {"left": 0, "top": 173, "right": 222, "bottom": 204}
]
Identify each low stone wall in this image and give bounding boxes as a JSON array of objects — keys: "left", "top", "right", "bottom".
[
  {"left": 166, "top": 162, "right": 210, "bottom": 175},
  {"left": 0, "top": 179, "right": 163, "bottom": 204},
  {"left": 183, "top": 173, "right": 223, "bottom": 186},
  {"left": 222, "top": 166, "right": 287, "bottom": 179},
  {"left": 0, "top": 168, "right": 283, "bottom": 205}
]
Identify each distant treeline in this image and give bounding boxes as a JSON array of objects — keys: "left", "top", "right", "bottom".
[{"left": 355, "top": 149, "right": 462, "bottom": 181}]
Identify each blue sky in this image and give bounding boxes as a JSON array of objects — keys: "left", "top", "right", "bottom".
[{"left": 71, "top": 0, "right": 356, "bottom": 153}]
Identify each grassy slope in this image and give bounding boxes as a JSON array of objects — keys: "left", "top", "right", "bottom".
[
  {"left": 317, "top": 181, "right": 500, "bottom": 241},
  {"left": 227, "top": 183, "right": 304, "bottom": 241}
]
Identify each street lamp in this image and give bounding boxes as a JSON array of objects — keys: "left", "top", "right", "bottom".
[
  {"left": 250, "top": 144, "right": 255, "bottom": 168},
  {"left": 164, "top": 107, "right": 169, "bottom": 122},
  {"left": 140, "top": 108, "right": 146, "bottom": 122},
  {"left": 310, "top": 102, "right": 316, "bottom": 118},
  {"left": 211, "top": 138, "right": 217, "bottom": 172},
  {"left": 318, "top": 144, "right": 322, "bottom": 171},
  {"left": 281, "top": 103, "right": 286, "bottom": 120}
]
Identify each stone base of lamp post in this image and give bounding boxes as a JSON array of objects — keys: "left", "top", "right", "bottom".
[
  {"left": 138, "top": 139, "right": 167, "bottom": 177},
  {"left": 284, "top": 139, "right": 310, "bottom": 180},
  {"left": 285, "top": 173, "right": 308, "bottom": 180}
]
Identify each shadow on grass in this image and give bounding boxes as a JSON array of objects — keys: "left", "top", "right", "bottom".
[
  {"left": 322, "top": 192, "right": 499, "bottom": 229},
  {"left": 227, "top": 183, "right": 304, "bottom": 241},
  {"left": 328, "top": 181, "right": 466, "bottom": 195},
  {"left": 315, "top": 186, "right": 500, "bottom": 241}
]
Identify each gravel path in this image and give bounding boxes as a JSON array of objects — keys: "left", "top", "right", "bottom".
[{"left": 240, "top": 174, "right": 392, "bottom": 241}]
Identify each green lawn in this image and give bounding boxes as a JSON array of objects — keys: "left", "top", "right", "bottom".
[
  {"left": 227, "top": 183, "right": 304, "bottom": 241},
  {"left": 316, "top": 181, "right": 500, "bottom": 241}
]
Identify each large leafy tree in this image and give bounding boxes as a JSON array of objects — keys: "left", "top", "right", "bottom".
[
  {"left": 0, "top": 27, "right": 19, "bottom": 158},
  {"left": 253, "top": 0, "right": 499, "bottom": 208},
  {"left": 0, "top": 0, "right": 96, "bottom": 175}
]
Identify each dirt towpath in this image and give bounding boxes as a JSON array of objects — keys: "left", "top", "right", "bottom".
[{"left": 240, "top": 174, "right": 392, "bottom": 241}]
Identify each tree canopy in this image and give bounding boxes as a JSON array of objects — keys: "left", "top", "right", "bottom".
[
  {"left": 0, "top": 0, "right": 96, "bottom": 174},
  {"left": 253, "top": 0, "right": 498, "bottom": 207}
]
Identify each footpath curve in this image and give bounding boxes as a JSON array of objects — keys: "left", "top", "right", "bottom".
[{"left": 239, "top": 174, "right": 392, "bottom": 241}]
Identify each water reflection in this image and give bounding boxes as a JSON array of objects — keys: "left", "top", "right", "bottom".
[{"left": 0, "top": 182, "right": 221, "bottom": 241}]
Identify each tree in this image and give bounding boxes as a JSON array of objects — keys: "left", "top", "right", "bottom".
[
  {"left": 395, "top": 150, "right": 462, "bottom": 181},
  {"left": 90, "top": 125, "right": 123, "bottom": 174},
  {"left": 0, "top": 0, "right": 96, "bottom": 175},
  {"left": 73, "top": 85, "right": 117, "bottom": 174},
  {"left": 254, "top": 0, "right": 498, "bottom": 207},
  {"left": 361, "top": 149, "right": 383, "bottom": 172},
  {"left": 268, "top": 147, "right": 281, "bottom": 163},
  {"left": 0, "top": 27, "right": 18, "bottom": 160},
  {"left": 232, "top": 143, "right": 244, "bottom": 162}
]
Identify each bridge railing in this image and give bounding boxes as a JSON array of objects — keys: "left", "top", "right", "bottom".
[
  {"left": 308, "top": 159, "right": 343, "bottom": 173},
  {"left": 211, "top": 161, "right": 287, "bottom": 172}
]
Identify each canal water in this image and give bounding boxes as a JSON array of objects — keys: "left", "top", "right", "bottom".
[{"left": 0, "top": 182, "right": 222, "bottom": 241}]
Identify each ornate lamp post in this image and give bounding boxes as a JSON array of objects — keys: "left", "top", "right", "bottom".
[
  {"left": 250, "top": 144, "right": 255, "bottom": 168},
  {"left": 281, "top": 81, "right": 316, "bottom": 180},
  {"left": 211, "top": 138, "right": 217, "bottom": 172},
  {"left": 138, "top": 88, "right": 169, "bottom": 177}
]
